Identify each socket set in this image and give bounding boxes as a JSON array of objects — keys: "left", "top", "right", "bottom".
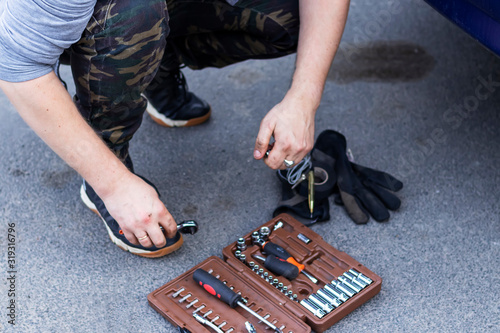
[{"left": 148, "top": 213, "right": 381, "bottom": 332}]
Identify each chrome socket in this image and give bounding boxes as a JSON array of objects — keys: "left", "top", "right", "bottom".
[
  {"left": 239, "top": 254, "right": 246, "bottom": 264},
  {"left": 251, "top": 231, "right": 261, "bottom": 244},
  {"left": 349, "top": 269, "right": 373, "bottom": 285},
  {"left": 324, "top": 284, "right": 349, "bottom": 302},
  {"left": 338, "top": 276, "right": 362, "bottom": 293},
  {"left": 259, "top": 227, "right": 271, "bottom": 241},
  {"left": 331, "top": 280, "right": 356, "bottom": 297},
  {"left": 300, "top": 299, "right": 326, "bottom": 319},
  {"left": 343, "top": 271, "right": 368, "bottom": 289},
  {"left": 309, "top": 294, "right": 334, "bottom": 313},
  {"left": 317, "top": 288, "right": 342, "bottom": 308},
  {"left": 297, "top": 233, "right": 311, "bottom": 244},
  {"left": 237, "top": 238, "right": 247, "bottom": 251}
]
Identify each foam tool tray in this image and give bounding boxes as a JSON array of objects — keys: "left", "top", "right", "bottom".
[{"left": 148, "top": 213, "right": 382, "bottom": 332}]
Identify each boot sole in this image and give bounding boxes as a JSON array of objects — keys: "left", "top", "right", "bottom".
[
  {"left": 146, "top": 102, "right": 211, "bottom": 128},
  {"left": 80, "top": 185, "right": 183, "bottom": 258}
]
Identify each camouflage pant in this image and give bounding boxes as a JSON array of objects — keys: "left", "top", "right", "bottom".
[{"left": 70, "top": 0, "right": 299, "bottom": 160}]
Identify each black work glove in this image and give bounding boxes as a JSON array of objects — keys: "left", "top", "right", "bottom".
[{"left": 313, "top": 130, "right": 403, "bottom": 224}]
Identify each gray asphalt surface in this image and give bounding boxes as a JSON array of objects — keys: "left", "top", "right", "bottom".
[{"left": 1, "top": 0, "right": 499, "bottom": 332}]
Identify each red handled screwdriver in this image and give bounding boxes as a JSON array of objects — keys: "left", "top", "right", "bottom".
[
  {"left": 252, "top": 254, "right": 299, "bottom": 280},
  {"left": 193, "top": 269, "right": 283, "bottom": 333},
  {"left": 260, "top": 241, "right": 318, "bottom": 284}
]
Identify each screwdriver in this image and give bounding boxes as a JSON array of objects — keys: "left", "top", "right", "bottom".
[
  {"left": 252, "top": 254, "right": 299, "bottom": 280},
  {"left": 193, "top": 269, "right": 283, "bottom": 333},
  {"left": 260, "top": 241, "right": 318, "bottom": 284}
]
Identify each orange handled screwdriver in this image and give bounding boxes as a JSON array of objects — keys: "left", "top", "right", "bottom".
[{"left": 260, "top": 241, "right": 318, "bottom": 284}]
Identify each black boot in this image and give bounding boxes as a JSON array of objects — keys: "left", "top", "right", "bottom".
[{"left": 144, "top": 64, "right": 211, "bottom": 127}]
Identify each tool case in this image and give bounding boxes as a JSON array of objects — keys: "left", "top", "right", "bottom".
[{"left": 148, "top": 213, "right": 382, "bottom": 333}]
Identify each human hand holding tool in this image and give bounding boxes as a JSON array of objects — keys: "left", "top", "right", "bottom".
[
  {"left": 253, "top": 93, "right": 315, "bottom": 170},
  {"left": 193, "top": 269, "right": 283, "bottom": 333}
]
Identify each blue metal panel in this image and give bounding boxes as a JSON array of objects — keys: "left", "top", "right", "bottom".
[
  {"left": 424, "top": 0, "right": 500, "bottom": 56},
  {"left": 468, "top": 0, "right": 500, "bottom": 21}
]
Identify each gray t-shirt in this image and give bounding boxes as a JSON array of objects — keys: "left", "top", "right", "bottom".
[
  {"left": 0, "top": 0, "right": 96, "bottom": 82},
  {"left": 0, "top": 0, "right": 239, "bottom": 83}
]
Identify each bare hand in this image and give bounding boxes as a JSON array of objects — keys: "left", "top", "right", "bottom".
[
  {"left": 100, "top": 173, "right": 177, "bottom": 248},
  {"left": 254, "top": 93, "right": 316, "bottom": 169}
]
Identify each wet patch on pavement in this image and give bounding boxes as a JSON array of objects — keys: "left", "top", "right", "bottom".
[{"left": 328, "top": 40, "right": 435, "bottom": 83}]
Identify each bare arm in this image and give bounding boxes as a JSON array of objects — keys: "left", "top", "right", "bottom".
[
  {"left": 254, "top": 0, "right": 350, "bottom": 169},
  {"left": 0, "top": 72, "right": 177, "bottom": 246}
]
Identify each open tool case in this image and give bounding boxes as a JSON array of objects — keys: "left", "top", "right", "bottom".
[{"left": 148, "top": 213, "right": 382, "bottom": 333}]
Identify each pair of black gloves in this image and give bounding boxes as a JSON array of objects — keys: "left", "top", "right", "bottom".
[{"left": 274, "top": 130, "right": 403, "bottom": 225}]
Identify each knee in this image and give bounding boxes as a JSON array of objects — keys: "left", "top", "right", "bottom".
[{"left": 263, "top": 3, "right": 300, "bottom": 52}]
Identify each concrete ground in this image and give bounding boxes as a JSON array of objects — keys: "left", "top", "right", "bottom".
[{"left": 1, "top": 0, "right": 499, "bottom": 332}]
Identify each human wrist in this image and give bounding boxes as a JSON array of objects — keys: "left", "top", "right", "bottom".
[
  {"left": 86, "top": 158, "right": 133, "bottom": 200},
  {"left": 286, "top": 82, "right": 323, "bottom": 113}
]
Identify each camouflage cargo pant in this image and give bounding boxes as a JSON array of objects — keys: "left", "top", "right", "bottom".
[{"left": 70, "top": 0, "right": 299, "bottom": 161}]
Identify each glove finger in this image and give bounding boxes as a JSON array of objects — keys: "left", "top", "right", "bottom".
[
  {"left": 351, "top": 163, "right": 403, "bottom": 192},
  {"left": 338, "top": 189, "right": 369, "bottom": 224},
  {"left": 364, "top": 179, "right": 401, "bottom": 211},
  {"left": 356, "top": 188, "right": 390, "bottom": 222}
]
